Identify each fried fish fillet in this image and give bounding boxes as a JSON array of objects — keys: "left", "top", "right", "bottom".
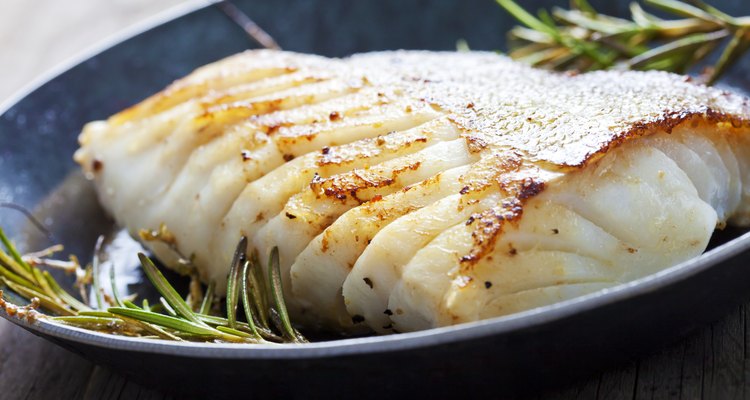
[{"left": 75, "top": 50, "right": 750, "bottom": 333}]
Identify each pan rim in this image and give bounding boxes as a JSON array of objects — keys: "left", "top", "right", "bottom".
[
  {"left": 2, "top": 0, "right": 750, "bottom": 361},
  {"left": 4, "top": 230, "right": 749, "bottom": 359}
]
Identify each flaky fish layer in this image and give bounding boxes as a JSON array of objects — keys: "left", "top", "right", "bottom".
[{"left": 75, "top": 50, "right": 750, "bottom": 333}]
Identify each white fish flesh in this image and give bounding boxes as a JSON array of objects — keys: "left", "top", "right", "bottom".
[{"left": 75, "top": 50, "right": 750, "bottom": 333}]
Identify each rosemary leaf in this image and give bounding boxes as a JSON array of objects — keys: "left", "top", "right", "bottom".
[
  {"left": 655, "top": 18, "right": 718, "bottom": 38},
  {"left": 0, "top": 247, "right": 37, "bottom": 284},
  {"left": 517, "top": 46, "right": 570, "bottom": 67},
  {"left": 0, "top": 262, "right": 37, "bottom": 289},
  {"left": 52, "top": 316, "right": 125, "bottom": 331},
  {"left": 77, "top": 310, "right": 116, "bottom": 318},
  {"left": 196, "top": 313, "right": 229, "bottom": 326},
  {"left": 553, "top": 7, "right": 634, "bottom": 35},
  {"left": 538, "top": 9, "right": 558, "bottom": 30},
  {"left": 249, "top": 250, "right": 270, "bottom": 329},
  {"left": 0, "top": 222, "right": 302, "bottom": 344},
  {"left": 627, "top": 30, "right": 728, "bottom": 70},
  {"left": 500, "top": 0, "right": 613, "bottom": 68},
  {"left": 1, "top": 276, "right": 73, "bottom": 316},
  {"left": 708, "top": 27, "right": 750, "bottom": 84},
  {"left": 43, "top": 271, "right": 91, "bottom": 312},
  {"left": 187, "top": 274, "right": 203, "bottom": 312},
  {"left": 215, "top": 325, "right": 259, "bottom": 342},
  {"left": 685, "top": 0, "right": 739, "bottom": 25},
  {"left": 32, "top": 268, "right": 62, "bottom": 304},
  {"left": 197, "top": 313, "right": 280, "bottom": 341},
  {"left": 225, "top": 237, "right": 247, "bottom": 330},
  {"left": 138, "top": 253, "right": 204, "bottom": 325},
  {"left": 267, "top": 247, "right": 305, "bottom": 343},
  {"left": 456, "top": 39, "right": 470, "bottom": 52},
  {"left": 159, "top": 297, "right": 178, "bottom": 317},
  {"left": 595, "top": 33, "right": 647, "bottom": 58},
  {"left": 240, "top": 259, "right": 262, "bottom": 340},
  {"left": 572, "top": 0, "right": 597, "bottom": 15},
  {"left": 108, "top": 307, "right": 220, "bottom": 337},
  {"left": 22, "top": 244, "right": 64, "bottom": 260},
  {"left": 497, "top": 0, "right": 559, "bottom": 37},
  {"left": 630, "top": 2, "right": 660, "bottom": 27},
  {"left": 500, "top": 0, "right": 750, "bottom": 82},
  {"left": 109, "top": 264, "right": 124, "bottom": 307},
  {"left": 199, "top": 280, "right": 215, "bottom": 315},
  {"left": 645, "top": 0, "right": 724, "bottom": 25},
  {"left": 92, "top": 235, "right": 106, "bottom": 309},
  {"left": 115, "top": 314, "right": 184, "bottom": 341},
  {"left": 0, "top": 226, "right": 32, "bottom": 273},
  {"left": 123, "top": 300, "right": 140, "bottom": 309}
]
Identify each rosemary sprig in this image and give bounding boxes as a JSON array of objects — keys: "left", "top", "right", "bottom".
[
  {"left": 108, "top": 307, "right": 244, "bottom": 342},
  {"left": 199, "top": 280, "right": 215, "bottom": 315},
  {"left": 225, "top": 236, "right": 247, "bottom": 330},
  {"left": 240, "top": 258, "right": 262, "bottom": 340},
  {"left": 247, "top": 250, "right": 270, "bottom": 329},
  {"left": 0, "top": 224, "right": 306, "bottom": 344},
  {"left": 91, "top": 235, "right": 106, "bottom": 309},
  {"left": 0, "top": 228, "right": 80, "bottom": 315},
  {"left": 497, "top": 0, "right": 750, "bottom": 84},
  {"left": 267, "top": 247, "right": 306, "bottom": 343},
  {"left": 139, "top": 253, "right": 204, "bottom": 325},
  {"left": 43, "top": 271, "right": 90, "bottom": 312},
  {"left": 109, "top": 265, "right": 124, "bottom": 307}
]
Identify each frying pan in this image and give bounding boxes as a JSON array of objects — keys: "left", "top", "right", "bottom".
[{"left": 1, "top": 0, "right": 750, "bottom": 397}]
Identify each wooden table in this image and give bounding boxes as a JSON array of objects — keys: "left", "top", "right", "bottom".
[{"left": 2, "top": 1, "right": 749, "bottom": 399}]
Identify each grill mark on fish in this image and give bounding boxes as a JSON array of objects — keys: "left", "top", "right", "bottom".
[
  {"left": 272, "top": 108, "right": 438, "bottom": 157},
  {"left": 111, "top": 67, "right": 296, "bottom": 125},
  {"left": 231, "top": 118, "right": 458, "bottom": 226},
  {"left": 315, "top": 120, "right": 446, "bottom": 168},
  {"left": 310, "top": 162, "right": 423, "bottom": 204},
  {"left": 193, "top": 84, "right": 362, "bottom": 137},
  {"left": 250, "top": 87, "right": 403, "bottom": 133},
  {"left": 162, "top": 95, "right": 428, "bottom": 220},
  {"left": 157, "top": 86, "right": 379, "bottom": 199},
  {"left": 198, "top": 73, "right": 332, "bottom": 108},
  {"left": 308, "top": 138, "right": 472, "bottom": 206},
  {"left": 277, "top": 141, "right": 476, "bottom": 253},
  {"left": 313, "top": 165, "right": 472, "bottom": 267},
  {"left": 212, "top": 124, "right": 469, "bottom": 275}
]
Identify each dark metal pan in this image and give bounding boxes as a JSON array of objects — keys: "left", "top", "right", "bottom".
[{"left": 2, "top": 0, "right": 750, "bottom": 398}]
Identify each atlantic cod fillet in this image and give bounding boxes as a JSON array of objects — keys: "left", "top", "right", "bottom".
[{"left": 75, "top": 50, "right": 750, "bottom": 333}]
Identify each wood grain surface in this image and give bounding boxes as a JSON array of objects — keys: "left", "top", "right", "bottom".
[{"left": 2, "top": 1, "right": 750, "bottom": 399}]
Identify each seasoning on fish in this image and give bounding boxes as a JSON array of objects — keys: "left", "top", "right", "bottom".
[{"left": 75, "top": 50, "right": 750, "bottom": 333}]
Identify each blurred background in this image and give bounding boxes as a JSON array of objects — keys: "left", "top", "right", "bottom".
[
  {"left": 2, "top": 0, "right": 748, "bottom": 107},
  {"left": 0, "top": 0, "right": 190, "bottom": 103}
]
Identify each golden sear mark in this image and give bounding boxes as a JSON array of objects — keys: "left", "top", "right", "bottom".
[
  {"left": 456, "top": 156, "right": 549, "bottom": 273},
  {"left": 111, "top": 67, "right": 296, "bottom": 125},
  {"left": 315, "top": 132, "right": 429, "bottom": 168},
  {"left": 310, "top": 161, "right": 423, "bottom": 204}
]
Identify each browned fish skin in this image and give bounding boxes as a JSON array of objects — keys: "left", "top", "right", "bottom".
[{"left": 76, "top": 50, "right": 750, "bottom": 332}]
